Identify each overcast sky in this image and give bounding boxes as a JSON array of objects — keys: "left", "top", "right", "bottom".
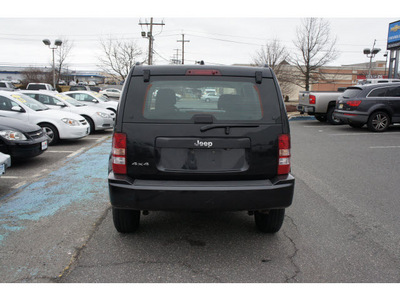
[{"left": 0, "top": 1, "right": 398, "bottom": 71}]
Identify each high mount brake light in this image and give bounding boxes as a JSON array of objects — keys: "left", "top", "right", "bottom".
[
  {"left": 309, "top": 95, "right": 316, "bottom": 105},
  {"left": 346, "top": 100, "right": 362, "bottom": 107},
  {"left": 278, "top": 134, "right": 291, "bottom": 175},
  {"left": 186, "top": 69, "right": 221, "bottom": 76},
  {"left": 112, "top": 133, "right": 127, "bottom": 174}
]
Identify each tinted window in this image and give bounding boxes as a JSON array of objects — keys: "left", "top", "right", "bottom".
[
  {"left": 27, "top": 84, "right": 46, "bottom": 90},
  {"left": 124, "top": 76, "right": 281, "bottom": 123},
  {"left": 368, "top": 88, "right": 387, "bottom": 97},
  {"left": 0, "top": 83, "right": 6, "bottom": 88},
  {"left": 385, "top": 86, "right": 400, "bottom": 97},
  {"left": 342, "top": 87, "right": 362, "bottom": 98}
]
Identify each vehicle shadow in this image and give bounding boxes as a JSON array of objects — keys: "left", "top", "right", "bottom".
[{"left": 67, "top": 209, "right": 297, "bottom": 283}]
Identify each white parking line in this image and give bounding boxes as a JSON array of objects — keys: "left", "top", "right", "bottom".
[
  {"left": 12, "top": 181, "right": 27, "bottom": 189},
  {"left": 67, "top": 147, "right": 87, "bottom": 158},
  {"left": 369, "top": 146, "right": 400, "bottom": 149},
  {"left": 46, "top": 150, "right": 75, "bottom": 153},
  {"left": 330, "top": 132, "right": 400, "bottom": 136},
  {"left": 1, "top": 176, "right": 21, "bottom": 179}
]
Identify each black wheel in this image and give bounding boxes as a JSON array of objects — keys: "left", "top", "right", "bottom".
[
  {"left": 254, "top": 209, "right": 285, "bottom": 233},
  {"left": 112, "top": 208, "right": 140, "bottom": 233},
  {"left": 40, "top": 123, "right": 59, "bottom": 145},
  {"left": 367, "top": 111, "right": 390, "bottom": 132},
  {"left": 83, "top": 116, "right": 95, "bottom": 134},
  {"left": 327, "top": 107, "right": 343, "bottom": 125},
  {"left": 315, "top": 115, "right": 326, "bottom": 122},
  {"left": 349, "top": 122, "right": 364, "bottom": 128}
]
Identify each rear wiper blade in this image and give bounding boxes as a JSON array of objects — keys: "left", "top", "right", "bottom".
[{"left": 200, "top": 124, "right": 260, "bottom": 134}]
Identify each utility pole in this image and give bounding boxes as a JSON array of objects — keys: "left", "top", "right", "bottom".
[
  {"left": 173, "top": 48, "right": 181, "bottom": 64},
  {"left": 177, "top": 34, "right": 190, "bottom": 65},
  {"left": 139, "top": 18, "right": 165, "bottom": 65}
]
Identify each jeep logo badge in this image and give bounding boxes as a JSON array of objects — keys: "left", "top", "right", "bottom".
[{"left": 194, "top": 140, "right": 213, "bottom": 148}]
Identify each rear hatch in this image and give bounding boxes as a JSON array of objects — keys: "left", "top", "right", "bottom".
[{"left": 119, "top": 67, "right": 287, "bottom": 181}]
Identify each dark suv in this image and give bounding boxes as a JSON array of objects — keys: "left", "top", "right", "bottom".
[
  {"left": 334, "top": 83, "right": 400, "bottom": 132},
  {"left": 108, "top": 65, "right": 295, "bottom": 233}
]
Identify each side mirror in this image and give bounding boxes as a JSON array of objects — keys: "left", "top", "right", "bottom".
[
  {"left": 92, "top": 99, "right": 99, "bottom": 103},
  {"left": 11, "top": 106, "right": 24, "bottom": 112},
  {"left": 56, "top": 102, "right": 67, "bottom": 107}
]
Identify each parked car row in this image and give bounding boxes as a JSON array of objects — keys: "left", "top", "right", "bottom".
[
  {"left": 299, "top": 82, "right": 400, "bottom": 132},
  {"left": 0, "top": 81, "right": 122, "bottom": 100},
  {"left": 0, "top": 89, "right": 118, "bottom": 171}
]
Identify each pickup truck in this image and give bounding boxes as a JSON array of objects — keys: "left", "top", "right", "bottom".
[
  {"left": 0, "top": 81, "right": 17, "bottom": 91},
  {"left": 297, "top": 88, "right": 346, "bottom": 124}
]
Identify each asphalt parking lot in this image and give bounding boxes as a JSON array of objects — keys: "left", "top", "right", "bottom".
[{"left": 1, "top": 118, "right": 400, "bottom": 283}]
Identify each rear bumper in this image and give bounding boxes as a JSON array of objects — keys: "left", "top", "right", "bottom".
[
  {"left": 333, "top": 110, "right": 368, "bottom": 124},
  {"left": 108, "top": 173, "right": 295, "bottom": 211},
  {"left": 297, "top": 104, "right": 315, "bottom": 114}
]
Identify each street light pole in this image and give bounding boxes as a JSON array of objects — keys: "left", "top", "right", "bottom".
[
  {"left": 363, "top": 39, "right": 381, "bottom": 79},
  {"left": 43, "top": 39, "right": 62, "bottom": 88}
]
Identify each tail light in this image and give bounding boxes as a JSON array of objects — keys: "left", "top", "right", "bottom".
[
  {"left": 346, "top": 100, "right": 362, "bottom": 107},
  {"left": 309, "top": 95, "right": 316, "bottom": 105},
  {"left": 112, "top": 133, "right": 127, "bottom": 174},
  {"left": 278, "top": 134, "right": 291, "bottom": 175}
]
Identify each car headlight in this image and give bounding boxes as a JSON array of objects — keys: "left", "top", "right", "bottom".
[
  {"left": 96, "top": 112, "right": 111, "bottom": 118},
  {"left": 0, "top": 130, "right": 27, "bottom": 141},
  {"left": 61, "top": 118, "right": 80, "bottom": 126}
]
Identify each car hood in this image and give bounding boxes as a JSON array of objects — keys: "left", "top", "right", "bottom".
[{"left": 0, "top": 116, "right": 41, "bottom": 132}]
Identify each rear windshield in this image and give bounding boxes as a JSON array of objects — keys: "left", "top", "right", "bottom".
[
  {"left": 123, "top": 76, "right": 281, "bottom": 123},
  {"left": 342, "top": 87, "right": 362, "bottom": 99}
]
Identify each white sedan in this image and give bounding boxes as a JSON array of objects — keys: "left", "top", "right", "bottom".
[
  {"left": 21, "top": 90, "right": 116, "bottom": 134},
  {"left": 63, "top": 91, "right": 118, "bottom": 113},
  {"left": 0, "top": 91, "right": 89, "bottom": 145},
  {"left": 100, "top": 88, "right": 121, "bottom": 99}
]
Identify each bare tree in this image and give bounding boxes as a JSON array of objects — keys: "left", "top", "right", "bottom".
[
  {"left": 98, "top": 37, "right": 143, "bottom": 82},
  {"left": 20, "top": 68, "right": 52, "bottom": 86},
  {"left": 253, "top": 38, "right": 294, "bottom": 97},
  {"left": 55, "top": 38, "right": 73, "bottom": 84},
  {"left": 291, "top": 18, "right": 339, "bottom": 91}
]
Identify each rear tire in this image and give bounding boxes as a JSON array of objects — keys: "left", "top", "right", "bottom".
[
  {"left": 367, "top": 111, "right": 390, "bottom": 132},
  {"left": 254, "top": 209, "right": 285, "bottom": 233},
  {"left": 327, "top": 107, "right": 343, "bottom": 125},
  {"left": 112, "top": 208, "right": 140, "bottom": 233}
]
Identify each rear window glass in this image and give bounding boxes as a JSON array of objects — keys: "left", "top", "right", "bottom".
[
  {"left": 27, "top": 84, "right": 45, "bottom": 90},
  {"left": 123, "top": 76, "right": 281, "bottom": 123},
  {"left": 342, "top": 88, "right": 362, "bottom": 98}
]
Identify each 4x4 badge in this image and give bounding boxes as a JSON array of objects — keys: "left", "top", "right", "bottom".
[
  {"left": 132, "top": 162, "right": 149, "bottom": 167},
  {"left": 194, "top": 140, "right": 213, "bottom": 148}
]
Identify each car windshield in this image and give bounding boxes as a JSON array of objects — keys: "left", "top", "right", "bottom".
[
  {"left": 57, "top": 93, "right": 86, "bottom": 107},
  {"left": 92, "top": 92, "right": 110, "bottom": 102},
  {"left": 10, "top": 93, "right": 49, "bottom": 111}
]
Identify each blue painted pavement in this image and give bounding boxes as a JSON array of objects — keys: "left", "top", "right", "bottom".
[{"left": 0, "top": 139, "right": 111, "bottom": 244}]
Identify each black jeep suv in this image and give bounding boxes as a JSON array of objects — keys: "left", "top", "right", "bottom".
[
  {"left": 108, "top": 64, "right": 295, "bottom": 233},
  {"left": 334, "top": 83, "right": 400, "bottom": 132}
]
